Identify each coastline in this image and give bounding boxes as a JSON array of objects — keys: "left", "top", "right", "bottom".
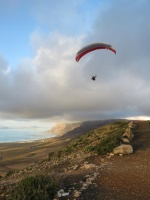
[
  {"left": 0, "top": 129, "right": 56, "bottom": 144},
  {"left": 0, "top": 136, "right": 56, "bottom": 144},
  {"left": 0, "top": 134, "right": 64, "bottom": 177}
]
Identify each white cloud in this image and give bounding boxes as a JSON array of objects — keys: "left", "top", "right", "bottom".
[{"left": 0, "top": 54, "right": 9, "bottom": 72}]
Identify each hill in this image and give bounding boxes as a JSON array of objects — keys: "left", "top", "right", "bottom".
[
  {"left": 0, "top": 120, "right": 150, "bottom": 199},
  {"left": 0, "top": 119, "right": 118, "bottom": 177},
  {"left": 49, "top": 122, "right": 81, "bottom": 136},
  {"left": 50, "top": 119, "right": 119, "bottom": 138}
]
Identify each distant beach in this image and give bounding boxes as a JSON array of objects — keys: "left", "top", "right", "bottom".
[{"left": 0, "top": 128, "right": 55, "bottom": 143}]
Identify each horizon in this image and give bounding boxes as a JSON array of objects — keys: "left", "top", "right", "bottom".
[{"left": 0, "top": 116, "right": 150, "bottom": 131}]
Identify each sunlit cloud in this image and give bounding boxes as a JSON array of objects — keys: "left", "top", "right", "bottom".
[{"left": 0, "top": 0, "right": 150, "bottom": 125}]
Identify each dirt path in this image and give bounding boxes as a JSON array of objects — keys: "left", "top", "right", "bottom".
[
  {"left": 131, "top": 120, "right": 150, "bottom": 151},
  {"left": 54, "top": 121, "right": 150, "bottom": 200},
  {"left": 80, "top": 121, "right": 150, "bottom": 200}
]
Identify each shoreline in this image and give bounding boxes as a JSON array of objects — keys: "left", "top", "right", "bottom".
[
  {"left": 0, "top": 134, "right": 64, "bottom": 176},
  {"left": 0, "top": 128, "right": 56, "bottom": 144},
  {"left": 0, "top": 135, "right": 56, "bottom": 145}
]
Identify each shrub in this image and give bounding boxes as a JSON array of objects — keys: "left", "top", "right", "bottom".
[
  {"left": 114, "top": 121, "right": 128, "bottom": 128},
  {"left": 8, "top": 174, "right": 57, "bottom": 200},
  {"left": 5, "top": 170, "right": 14, "bottom": 177},
  {"left": 57, "top": 150, "right": 63, "bottom": 158},
  {"left": 72, "top": 142, "right": 78, "bottom": 147},
  {"left": 96, "top": 126, "right": 125, "bottom": 156},
  {"left": 85, "top": 146, "right": 95, "bottom": 152},
  {"left": 48, "top": 152, "right": 55, "bottom": 160},
  {"left": 65, "top": 146, "right": 73, "bottom": 154},
  {"left": 96, "top": 134, "right": 119, "bottom": 155}
]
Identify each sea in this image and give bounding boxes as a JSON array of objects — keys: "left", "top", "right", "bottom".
[{"left": 0, "top": 128, "right": 55, "bottom": 143}]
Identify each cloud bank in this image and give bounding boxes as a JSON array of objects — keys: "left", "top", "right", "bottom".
[{"left": 0, "top": 0, "right": 150, "bottom": 122}]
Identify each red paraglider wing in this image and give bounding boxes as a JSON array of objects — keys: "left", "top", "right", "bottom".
[{"left": 76, "top": 43, "right": 116, "bottom": 62}]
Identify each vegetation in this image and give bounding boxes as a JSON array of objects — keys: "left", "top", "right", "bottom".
[
  {"left": 48, "top": 120, "right": 128, "bottom": 158},
  {"left": 85, "top": 145, "right": 96, "bottom": 152},
  {"left": 48, "top": 152, "right": 55, "bottom": 160},
  {"left": 56, "top": 150, "right": 63, "bottom": 158},
  {"left": 5, "top": 170, "right": 14, "bottom": 177},
  {"left": 96, "top": 121, "right": 127, "bottom": 154},
  {"left": 8, "top": 174, "right": 57, "bottom": 200},
  {"left": 96, "top": 134, "right": 120, "bottom": 155}
]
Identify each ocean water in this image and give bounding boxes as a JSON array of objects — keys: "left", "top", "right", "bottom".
[{"left": 0, "top": 128, "right": 55, "bottom": 143}]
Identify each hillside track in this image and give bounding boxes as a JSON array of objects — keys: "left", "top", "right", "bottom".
[{"left": 80, "top": 121, "right": 150, "bottom": 200}]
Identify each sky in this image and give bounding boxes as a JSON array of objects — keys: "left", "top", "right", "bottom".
[{"left": 0, "top": 0, "right": 150, "bottom": 129}]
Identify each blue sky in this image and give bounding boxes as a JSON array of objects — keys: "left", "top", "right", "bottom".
[
  {"left": 0, "top": 1, "right": 34, "bottom": 67},
  {"left": 0, "top": 0, "right": 101, "bottom": 67},
  {"left": 0, "top": 0, "right": 150, "bottom": 129}
]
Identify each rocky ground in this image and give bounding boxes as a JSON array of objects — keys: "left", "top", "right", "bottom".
[{"left": 0, "top": 120, "right": 150, "bottom": 200}]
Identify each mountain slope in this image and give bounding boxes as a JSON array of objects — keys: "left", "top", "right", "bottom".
[
  {"left": 0, "top": 120, "right": 150, "bottom": 200},
  {"left": 56, "top": 119, "right": 121, "bottom": 139}
]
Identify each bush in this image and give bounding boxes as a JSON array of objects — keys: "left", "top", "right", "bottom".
[
  {"left": 8, "top": 174, "right": 57, "bottom": 200},
  {"left": 48, "top": 152, "right": 55, "bottom": 160},
  {"left": 5, "top": 170, "right": 14, "bottom": 177},
  {"left": 85, "top": 145, "right": 95, "bottom": 152},
  {"left": 96, "top": 130, "right": 123, "bottom": 155},
  {"left": 57, "top": 150, "right": 63, "bottom": 158},
  {"left": 65, "top": 146, "right": 73, "bottom": 154},
  {"left": 96, "top": 135, "right": 118, "bottom": 155}
]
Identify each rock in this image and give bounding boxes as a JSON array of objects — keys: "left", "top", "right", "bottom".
[
  {"left": 113, "top": 144, "right": 133, "bottom": 155},
  {"left": 72, "top": 164, "right": 79, "bottom": 170},
  {"left": 101, "top": 158, "right": 105, "bottom": 162},
  {"left": 109, "top": 153, "right": 115, "bottom": 156},
  {"left": 59, "top": 189, "right": 64, "bottom": 193},
  {"left": 57, "top": 189, "right": 65, "bottom": 197},
  {"left": 128, "top": 121, "right": 134, "bottom": 128},
  {"left": 81, "top": 187, "right": 86, "bottom": 190},
  {"left": 74, "top": 190, "right": 81, "bottom": 198},
  {"left": 82, "top": 163, "right": 96, "bottom": 169},
  {"left": 85, "top": 174, "right": 90, "bottom": 178},
  {"left": 121, "top": 137, "right": 130, "bottom": 143},
  {"left": 62, "top": 192, "right": 69, "bottom": 196},
  {"left": 82, "top": 183, "right": 88, "bottom": 188},
  {"left": 94, "top": 172, "right": 99, "bottom": 178},
  {"left": 86, "top": 179, "right": 92, "bottom": 185},
  {"left": 57, "top": 191, "right": 62, "bottom": 197},
  {"left": 123, "top": 128, "right": 134, "bottom": 141}
]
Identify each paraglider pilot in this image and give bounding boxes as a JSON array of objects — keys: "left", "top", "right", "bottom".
[{"left": 91, "top": 75, "right": 97, "bottom": 81}]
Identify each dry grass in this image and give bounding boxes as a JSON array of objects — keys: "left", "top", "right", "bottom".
[{"left": 0, "top": 138, "right": 69, "bottom": 176}]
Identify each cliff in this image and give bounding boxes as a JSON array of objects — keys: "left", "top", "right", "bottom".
[
  {"left": 50, "top": 119, "right": 119, "bottom": 138},
  {"left": 50, "top": 122, "right": 81, "bottom": 136}
]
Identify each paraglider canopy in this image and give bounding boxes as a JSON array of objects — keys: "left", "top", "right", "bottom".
[{"left": 76, "top": 42, "right": 116, "bottom": 62}]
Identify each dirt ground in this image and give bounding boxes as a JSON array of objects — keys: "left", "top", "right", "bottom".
[
  {"left": 87, "top": 121, "right": 150, "bottom": 200},
  {"left": 79, "top": 150, "right": 150, "bottom": 200},
  {"left": 0, "top": 137, "right": 70, "bottom": 176},
  {"left": 55, "top": 121, "right": 150, "bottom": 200},
  {"left": 82, "top": 121, "right": 150, "bottom": 200}
]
